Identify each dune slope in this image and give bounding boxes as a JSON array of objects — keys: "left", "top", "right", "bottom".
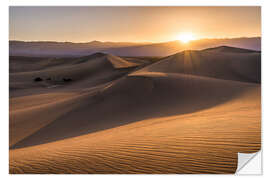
[
  {"left": 137, "top": 47, "right": 260, "bottom": 83},
  {"left": 10, "top": 85, "right": 260, "bottom": 173},
  {"left": 12, "top": 72, "right": 257, "bottom": 149}
]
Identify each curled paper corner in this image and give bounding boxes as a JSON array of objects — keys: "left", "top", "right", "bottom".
[{"left": 235, "top": 150, "right": 262, "bottom": 175}]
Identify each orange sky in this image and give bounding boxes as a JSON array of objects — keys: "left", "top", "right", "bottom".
[{"left": 9, "top": 6, "right": 261, "bottom": 43}]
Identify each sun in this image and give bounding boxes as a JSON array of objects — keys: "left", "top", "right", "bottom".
[{"left": 178, "top": 33, "right": 195, "bottom": 44}]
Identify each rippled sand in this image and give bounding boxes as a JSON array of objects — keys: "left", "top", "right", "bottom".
[{"left": 9, "top": 87, "right": 260, "bottom": 174}]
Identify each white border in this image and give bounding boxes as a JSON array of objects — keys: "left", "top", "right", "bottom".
[{"left": 2, "top": 0, "right": 270, "bottom": 179}]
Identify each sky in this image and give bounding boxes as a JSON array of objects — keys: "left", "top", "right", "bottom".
[{"left": 9, "top": 6, "right": 261, "bottom": 43}]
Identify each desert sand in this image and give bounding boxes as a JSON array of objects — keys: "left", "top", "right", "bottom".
[{"left": 9, "top": 46, "right": 261, "bottom": 174}]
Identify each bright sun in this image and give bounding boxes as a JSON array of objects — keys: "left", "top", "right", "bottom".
[{"left": 178, "top": 33, "right": 195, "bottom": 43}]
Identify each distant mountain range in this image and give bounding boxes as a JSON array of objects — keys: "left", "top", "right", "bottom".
[{"left": 9, "top": 37, "right": 261, "bottom": 57}]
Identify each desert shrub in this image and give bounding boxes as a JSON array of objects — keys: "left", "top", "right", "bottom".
[
  {"left": 34, "top": 77, "right": 43, "bottom": 82},
  {"left": 63, "top": 78, "right": 72, "bottom": 82}
]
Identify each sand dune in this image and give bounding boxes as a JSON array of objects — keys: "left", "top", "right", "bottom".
[
  {"left": 9, "top": 46, "right": 261, "bottom": 173},
  {"left": 10, "top": 53, "right": 139, "bottom": 97},
  {"left": 136, "top": 46, "right": 260, "bottom": 83},
  {"left": 9, "top": 86, "right": 260, "bottom": 173},
  {"left": 11, "top": 72, "right": 257, "bottom": 149},
  {"left": 10, "top": 53, "right": 138, "bottom": 82}
]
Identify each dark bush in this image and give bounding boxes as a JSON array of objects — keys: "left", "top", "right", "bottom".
[
  {"left": 34, "top": 77, "right": 43, "bottom": 82},
  {"left": 63, "top": 78, "right": 72, "bottom": 82}
]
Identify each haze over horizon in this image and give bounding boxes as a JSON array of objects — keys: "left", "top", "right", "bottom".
[
  {"left": 9, "top": 36, "right": 261, "bottom": 44},
  {"left": 9, "top": 7, "right": 261, "bottom": 43}
]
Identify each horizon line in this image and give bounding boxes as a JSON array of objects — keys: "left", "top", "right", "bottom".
[{"left": 9, "top": 36, "right": 261, "bottom": 44}]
